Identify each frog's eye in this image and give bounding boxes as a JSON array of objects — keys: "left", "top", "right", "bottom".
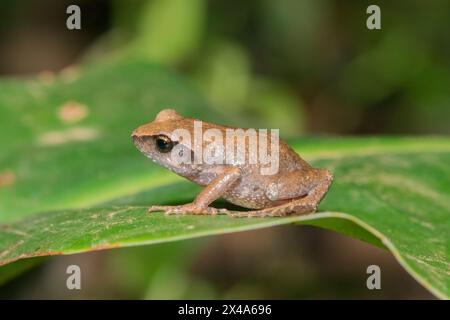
[{"left": 154, "top": 135, "right": 174, "bottom": 153}]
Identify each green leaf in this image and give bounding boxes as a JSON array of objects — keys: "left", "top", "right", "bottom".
[
  {"left": 0, "top": 60, "right": 448, "bottom": 299},
  {"left": 131, "top": 0, "right": 205, "bottom": 65}
]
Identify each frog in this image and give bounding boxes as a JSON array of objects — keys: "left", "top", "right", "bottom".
[{"left": 132, "top": 109, "right": 333, "bottom": 217}]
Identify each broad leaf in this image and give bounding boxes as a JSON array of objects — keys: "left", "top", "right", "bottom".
[{"left": 0, "top": 61, "right": 448, "bottom": 299}]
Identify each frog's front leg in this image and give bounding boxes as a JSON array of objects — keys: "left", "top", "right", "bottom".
[{"left": 148, "top": 167, "right": 241, "bottom": 215}]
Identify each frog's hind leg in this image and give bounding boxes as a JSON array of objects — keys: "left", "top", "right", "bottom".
[
  {"left": 228, "top": 169, "right": 333, "bottom": 218},
  {"left": 227, "top": 197, "right": 314, "bottom": 218}
]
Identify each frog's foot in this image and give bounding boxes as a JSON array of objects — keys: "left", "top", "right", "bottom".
[
  {"left": 148, "top": 204, "right": 230, "bottom": 216},
  {"left": 148, "top": 205, "right": 178, "bottom": 214}
]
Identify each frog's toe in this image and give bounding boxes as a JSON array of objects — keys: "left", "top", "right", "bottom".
[
  {"left": 163, "top": 204, "right": 199, "bottom": 215},
  {"left": 213, "top": 208, "right": 232, "bottom": 215},
  {"left": 149, "top": 204, "right": 232, "bottom": 216},
  {"left": 165, "top": 206, "right": 187, "bottom": 215},
  {"left": 148, "top": 205, "right": 161, "bottom": 213},
  {"left": 148, "top": 205, "right": 176, "bottom": 214}
]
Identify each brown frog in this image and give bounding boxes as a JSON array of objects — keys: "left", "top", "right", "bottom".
[{"left": 132, "top": 109, "right": 333, "bottom": 217}]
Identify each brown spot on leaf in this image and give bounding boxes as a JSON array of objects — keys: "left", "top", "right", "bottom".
[
  {"left": 0, "top": 249, "right": 65, "bottom": 267},
  {"left": 0, "top": 170, "right": 16, "bottom": 188},
  {"left": 58, "top": 101, "right": 89, "bottom": 123},
  {"left": 90, "top": 243, "right": 121, "bottom": 252}
]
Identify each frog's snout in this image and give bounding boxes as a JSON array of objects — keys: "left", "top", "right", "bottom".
[
  {"left": 131, "top": 125, "right": 150, "bottom": 142},
  {"left": 132, "top": 134, "right": 152, "bottom": 151},
  {"left": 131, "top": 127, "right": 142, "bottom": 138}
]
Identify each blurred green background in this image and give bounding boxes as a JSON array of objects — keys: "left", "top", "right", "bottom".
[{"left": 0, "top": 0, "right": 448, "bottom": 299}]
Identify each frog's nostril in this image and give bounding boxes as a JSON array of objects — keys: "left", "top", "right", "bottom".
[{"left": 132, "top": 135, "right": 143, "bottom": 147}]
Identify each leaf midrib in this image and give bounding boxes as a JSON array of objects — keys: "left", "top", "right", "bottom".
[{"left": 298, "top": 137, "right": 450, "bottom": 160}]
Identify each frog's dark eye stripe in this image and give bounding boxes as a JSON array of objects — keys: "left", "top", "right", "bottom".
[{"left": 154, "top": 134, "right": 174, "bottom": 153}]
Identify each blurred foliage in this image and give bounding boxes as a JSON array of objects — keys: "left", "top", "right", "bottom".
[
  {"left": 109, "top": 0, "right": 307, "bottom": 134},
  {"left": 105, "top": 0, "right": 449, "bottom": 135},
  {"left": 131, "top": 0, "right": 205, "bottom": 65},
  {"left": 1, "top": 0, "right": 448, "bottom": 134}
]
